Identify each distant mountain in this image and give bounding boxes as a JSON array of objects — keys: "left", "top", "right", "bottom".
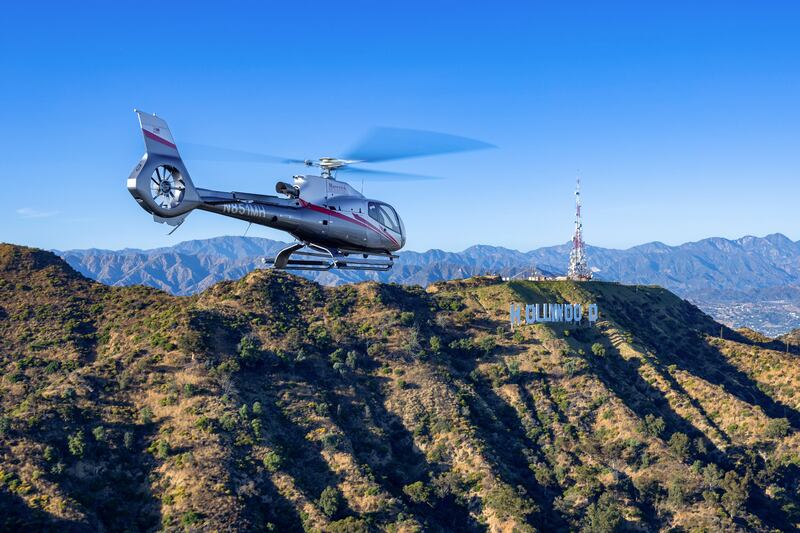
[{"left": 57, "top": 233, "right": 800, "bottom": 335}]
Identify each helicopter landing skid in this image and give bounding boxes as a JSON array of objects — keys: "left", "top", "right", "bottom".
[{"left": 264, "top": 242, "right": 397, "bottom": 271}]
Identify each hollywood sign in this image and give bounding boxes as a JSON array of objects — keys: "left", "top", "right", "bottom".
[{"left": 510, "top": 303, "right": 599, "bottom": 327}]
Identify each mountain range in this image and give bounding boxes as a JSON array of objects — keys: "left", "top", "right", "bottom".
[{"left": 56, "top": 233, "right": 800, "bottom": 336}]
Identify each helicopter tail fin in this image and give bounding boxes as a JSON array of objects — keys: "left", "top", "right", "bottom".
[{"left": 127, "top": 110, "right": 202, "bottom": 226}]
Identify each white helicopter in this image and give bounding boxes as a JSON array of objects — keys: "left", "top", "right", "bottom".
[{"left": 127, "top": 110, "right": 491, "bottom": 270}]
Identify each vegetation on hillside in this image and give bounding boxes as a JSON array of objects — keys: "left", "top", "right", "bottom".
[{"left": 1, "top": 244, "right": 800, "bottom": 532}]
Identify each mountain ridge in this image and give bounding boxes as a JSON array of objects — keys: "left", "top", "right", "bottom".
[{"left": 54, "top": 233, "right": 800, "bottom": 336}]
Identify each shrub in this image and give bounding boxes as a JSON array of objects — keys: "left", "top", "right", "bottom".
[
  {"left": 123, "top": 431, "right": 135, "bottom": 450},
  {"left": 403, "top": 481, "right": 431, "bottom": 504},
  {"left": 251, "top": 419, "right": 263, "bottom": 439},
  {"left": 319, "top": 485, "right": 341, "bottom": 518},
  {"left": 483, "top": 483, "right": 535, "bottom": 520},
  {"left": 639, "top": 414, "right": 665, "bottom": 438},
  {"left": 252, "top": 401, "right": 263, "bottom": 415},
  {"left": 345, "top": 350, "right": 358, "bottom": 370},
  {"left": 327, "top": 517, "right": 369, "bottom": 533},
  {"left": 150, "top": 439, "right": 170, "bottom": 459},
  {"left": 43, "top": 446, "right": 56, "bottom": 462},
  {"left": 139, "top": 406, "right": 154, "bottom": 425},
  {"left": 765, "top": 418, "right": 791, "bottom": 438},
  {"left": 591, "top": 343, "right": 606, "bottom": 357},
  {"left": 183, "top": 383, "right": 197, "bottom": 396},
  {"left": 429, "top": 336, "right": 442, "bottom": 353},
  {"left": 92, "top": 426, "right": 106, "bottom": 443},
  {"left": 477, "top": 336, "right": 496, "bottom": 356},
  {"left": 399, "top": 312, "right": 415, "bottom": 326},
  {"left": 263, "top": 450, "right": 282, "bottom": 473},
  {"left": 67, "top": 430, "right": 86, "bottom": 458},
  {"left": 181, "top": 511, "right": 202, "bottom": 526}
]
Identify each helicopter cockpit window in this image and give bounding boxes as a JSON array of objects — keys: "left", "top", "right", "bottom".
[{"left": 368, "top": 202, "right": 401, "bottom": 233}]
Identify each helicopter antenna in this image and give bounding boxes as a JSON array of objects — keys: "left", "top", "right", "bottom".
[
  {"left": 361, "top": 177, "right": 364, "bottom": 194},
  {"left": 167, "top": 219, "right": 184, "bottom": 236},
  {"left": 243, "top": 221, "right": 252, "bottom": 236}
]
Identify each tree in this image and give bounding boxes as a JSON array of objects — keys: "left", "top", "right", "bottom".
[
  {"left": 591, "top": 343, "right": 606, "bottom": 357},
  {"left": 582, "top": 492, "right": 622, "bottom": 533},
  {"left": 237, "top": 334, "right": 261, "bottom": 364},
  {"left": 721, "top": 471, "right": 748, "bottom": 516},
  {"left": 403, "top": 481, "right": 431, "bottom": 504},
  {"left": 319, "top": 486, "right": 341, "bottom": 518},
  {"left": 668, "top": 432, "right": 690, "bottom": 461}
]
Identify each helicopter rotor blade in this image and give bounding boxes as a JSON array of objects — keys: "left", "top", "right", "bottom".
[
  {"left": 343, "top": 127, "right": 494, "bottom": 164},
  {"left": 180, "top": 142, "right": 297, "bottom": 164},
  {"left": 336, "top": 166, "right": 441, "bottom": 182}
]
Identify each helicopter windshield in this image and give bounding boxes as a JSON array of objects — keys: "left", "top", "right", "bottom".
[{"left": 368, "top": 202, "right": 401, "bottom": 233}]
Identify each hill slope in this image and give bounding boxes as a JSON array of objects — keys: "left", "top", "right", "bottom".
[
  {"left": 2, "top": 244, "right": 800, "bottom": 531},
  {"left": 57, "top": 233, "right": 800, "bottom": 335}
]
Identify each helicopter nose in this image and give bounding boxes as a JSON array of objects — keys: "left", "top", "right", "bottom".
[{"left": 398, "top": 215, "right": 407, "bottom": 248}]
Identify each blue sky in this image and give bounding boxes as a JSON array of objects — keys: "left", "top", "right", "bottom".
[{"left": 1, "top": 1, "right": 798, "bottom": 252}]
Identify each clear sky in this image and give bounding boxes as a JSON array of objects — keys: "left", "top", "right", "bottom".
[{"left": 1, "top": 1, "right": 798, "bottom": 252}]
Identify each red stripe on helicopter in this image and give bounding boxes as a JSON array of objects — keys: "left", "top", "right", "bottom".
[
  {"left": 143, "top": 129, "right": 177, "bottom": 149},
  {"left": 299, "top": 200, "right": 399, "bottom": 247},
  {"left": 352, "top": 213, "right": 400, "bottom": 247}
]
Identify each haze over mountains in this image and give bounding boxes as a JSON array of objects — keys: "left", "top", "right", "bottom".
[{"left": 57, "top": 233, "right": 800, "bottom": 336}]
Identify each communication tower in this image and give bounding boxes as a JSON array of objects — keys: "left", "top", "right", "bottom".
[{"left": 567, "top": 178, "right": 592, "bottom": 280}]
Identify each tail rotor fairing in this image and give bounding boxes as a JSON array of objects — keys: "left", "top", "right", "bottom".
[{"left": 149, "top": 164, "right": 185, "bottom": 210}]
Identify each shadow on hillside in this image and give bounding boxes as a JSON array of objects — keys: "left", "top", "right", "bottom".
[
  {"left": 601, "top": 294, "right": 800, "bottom": 428},
  {"left": 0, "top": 490, "right": 90, "bottom": 532},
  {"left": 586, "top": 343, "right": 721, "bottom": 457},
  {"left": 334, "top": 373, "right": 481, "bottom": 531},
  {"left": 454, "top": 357, "right": 570, "bottom": 531},
  {"left": 256, "top": 385, "right": 342, "bottom": 502},
  {"left": 25, "top": 394, "right": 162, "bottom": 531}
]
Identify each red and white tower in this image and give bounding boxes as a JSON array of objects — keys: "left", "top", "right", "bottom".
[{"left": 567, "top": 178, "right": 592, "bottom": 280}]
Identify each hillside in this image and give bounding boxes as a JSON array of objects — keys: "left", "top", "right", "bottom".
[
  {"left": 3, "top": 243, "right": 800, "bottom": 531},
  {"left": 57, "top": 233, "right": 800, "bottom": 336}
]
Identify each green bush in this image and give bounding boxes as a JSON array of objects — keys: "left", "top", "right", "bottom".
[
  {"left": 639, "top": 414, "right": 665, "bottom": 438},
  {"left": 765, "top": 418, "right": 791, "bottom": 438},
  {"left": 92, "top": 426, "right": 106, "bottom": 443},
  {"left": 668, "top": 432, "right": 690, "bottom": 461},
  {"left": 591, "top": 343, "right": 606, "bottom": 357},
  {"left": 263, "top": 450, "right": 282, "bottom": 473},
  {"left": 483, "top": 483, "right": 535, "bottom": 520},
  {"left": 581, "top": 492, "right": 622, "bottom": 533},
  {"left": 403, "top": 481, "right": 431, "bottom": 504},
  {"left": 67, "top": 430, "right": 86, "bottom": 458},
  {"left": 319, "top": 485, "right": 341, "bottom": 518},
  {"left": 139, "top": 406, "right": 154, "bottom": 425}
]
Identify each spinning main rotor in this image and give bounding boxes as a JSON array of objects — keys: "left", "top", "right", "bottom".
[{"left": 182, "top": 127, "right": 495, "bottom": 181}]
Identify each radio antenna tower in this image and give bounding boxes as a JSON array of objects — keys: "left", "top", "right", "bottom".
[{"left": 567, "top": 177, "right": 592, "bottom": 280}]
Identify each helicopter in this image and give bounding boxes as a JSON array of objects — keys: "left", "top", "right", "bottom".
[{"left": 127, "top": 110, "right": 491, "bottom": 271}]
